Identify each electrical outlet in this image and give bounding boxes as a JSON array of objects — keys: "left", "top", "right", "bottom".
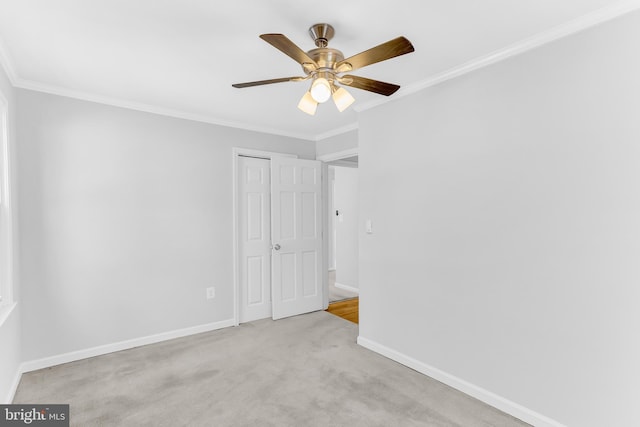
[{"left": 206, "top": 287, "right": 215, "bottom": 299}]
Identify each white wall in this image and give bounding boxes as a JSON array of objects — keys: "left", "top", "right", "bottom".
[
  {"left": 333, "top": 166, "right": 359, "bottom": 290},
  {"left": 16, "top": 89, "right": 315, "bottom": 362},
  {"left": 358, "top": 11, "right": 640, "bottom": 427},
  {"left": 0, "top": 62, "right": 21, "bottom": 403},
  {"left": 316, "top": 130, "right": 357, "bottom": 158}
]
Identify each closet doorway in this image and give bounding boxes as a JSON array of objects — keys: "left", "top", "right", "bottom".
[{"left": 233, "top": 148, "right": 325, "bottom": 324}]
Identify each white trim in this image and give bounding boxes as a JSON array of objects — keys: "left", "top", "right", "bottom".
[
  {"left": 314, "top": 123, "right": 358, "bottom": 141},
  {"left": 15, "top": 78, "right": 318, "bottom": 142},
  {"left": 334, "top": 282, "right": 359, "bottom": 294},
  {"left": 21, "top": 318, "right": 235, "bottom": 373},
  {"left": 5, "top": 363, "right": 21, "bottom": 404},
  {"left": 322, "top": 151, "right": 359, "bottom": 306},
  {"left": 9, "top": 68, "right": 346, "bottom": 142},
  {"left": 355, "top": 0, "right": 640, "bottom": 113},
  {"left": 232, "top": 148, "right": 297, "bottom": 160},
  {"left": 327, "top": 167, "right": 336, "bottom": 272},
  {"left": 231, "top": 148, "right": 297, "bottom": 326},
  {"left": 326, "top": 159, "right": 358, "bottom": 168},
  {"left": 321, "top": 162, "right": 330, "bottom": 309},
  {"left": 357, "top": 336, "right": 567, "bottom": 427},
  {"left": 0, "top": 89, "right": 14, "bottom": 309},
  {"left": 317, "top": 148, "right": 359, "bottom": 163}
]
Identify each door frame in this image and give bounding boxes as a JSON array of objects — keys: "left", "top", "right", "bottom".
[
  {"left": 232, "top": 148, "right": 297, "bottom": 326},
  {"left": 316, "top": 147, "right": 359, "bottom": 165},
  {"left": 317, "top": 148, "right": 359, "bottom": 272},
  {"left": 316, "top": 147, "right": 359, "bottom": 306}
]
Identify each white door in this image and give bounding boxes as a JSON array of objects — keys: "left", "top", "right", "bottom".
[
  {"left": 238, "top": 156, "right": 272, "bottom": 323},
  {"left": 270, "top": 156, "right": 323, "bottom": 320}
]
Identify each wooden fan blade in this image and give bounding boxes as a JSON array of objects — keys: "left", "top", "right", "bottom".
[
  {"left": 337, "top": 36, "right": 414, "bottom": 72},
  {"left": 232, "top": 76, "right": 304, "bottom": 88},
  {"left": 340, "top": 75, "right": 400, "bottom": 96},
  {"left": 260, "top": 34, "right": 318, "bottom": 68}
]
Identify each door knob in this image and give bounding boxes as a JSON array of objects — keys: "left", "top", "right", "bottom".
[{"left": 273, "top": 244, "right": 281, "bottom": 251}]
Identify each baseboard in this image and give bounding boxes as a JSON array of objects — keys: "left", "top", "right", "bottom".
[
  {"left": 4, "top": 367, "right": 22, "bottom": 403},
  {"left": 334, "top": 282, "right": 359, "bottom": 294},
  {"left": 357, "top": 336, "right": 566, "bottom": 427},
  {"left": 21, "top": 318, "right": 235, "bottom": 373}
]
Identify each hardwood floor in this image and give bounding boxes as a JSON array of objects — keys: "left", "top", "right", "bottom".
[{"left": 326, "top": 298, "right": 359, "bottom": 324}]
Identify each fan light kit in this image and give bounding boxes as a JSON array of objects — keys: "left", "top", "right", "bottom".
[{"left": 232, "top": 23, "right": 415, "bottom": 115}]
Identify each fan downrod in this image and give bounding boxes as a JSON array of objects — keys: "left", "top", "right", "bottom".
[{"left": 308, "top": 23, "right": 335, "bottom": 48}]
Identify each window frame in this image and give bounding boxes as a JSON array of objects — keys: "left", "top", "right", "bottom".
[{"left": 0, "top": 90, "right": 14, "bottom": 308}]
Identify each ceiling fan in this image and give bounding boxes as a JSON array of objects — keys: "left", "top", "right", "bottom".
[{"left": 232, "top": 23, "right": 415, "bottom": 115}]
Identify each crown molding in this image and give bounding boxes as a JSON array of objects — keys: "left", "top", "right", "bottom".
[
  {"left": 0, "top": 34, "right": 356, "bottom": 142},
  {"left": 0, "top": 34, "right": 319, "bottom": 140},
  {"left": 1, "top": 43, "right": 319, "bottom": 140},
  {"left": 15, "top": 78, "right": 319, "bottom": 141},
  {"left": 355, "top": 0, "right": 640, "bottom": 113},
  {"left": 314, "top": 122, "right": 358, "bottom": 141}
]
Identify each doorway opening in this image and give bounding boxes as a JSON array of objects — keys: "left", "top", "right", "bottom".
[{"left": 318, "top": 148, "right": 359, "bottom": 323}]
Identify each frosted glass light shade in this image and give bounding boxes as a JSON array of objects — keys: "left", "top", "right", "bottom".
[
  {"left": 297, "top": 91, "right": 318, "bottom": 115},
  {"left": 332, "top": 87, "right": 355, "bottom": 112},
  {"left": 310, "top": 77, "right": 331, "bottom": 103}
]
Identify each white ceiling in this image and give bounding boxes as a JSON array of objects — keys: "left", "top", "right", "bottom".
[{"left": 0, "top": 0, "right": 636, "bottom": 140}]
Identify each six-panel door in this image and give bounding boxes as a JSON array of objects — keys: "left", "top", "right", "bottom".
[
  {"left": 270, "top": 156, "right": 323, "bottom": 320},
  {"left": 238, "top": 156, "right": 272, "bottom": 323}
]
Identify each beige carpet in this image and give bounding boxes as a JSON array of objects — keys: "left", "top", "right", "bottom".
[{"left": 14, "top": 311, "right": 529, "bottom": 427}]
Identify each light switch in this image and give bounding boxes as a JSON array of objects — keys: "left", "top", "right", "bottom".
[{"left": 366, "top": 219, "right": 373, "bottom": 234}]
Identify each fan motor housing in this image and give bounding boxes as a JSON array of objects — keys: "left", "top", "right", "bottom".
[{"left": 305, "top": 48, "right": 344, "bottom": 72}]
